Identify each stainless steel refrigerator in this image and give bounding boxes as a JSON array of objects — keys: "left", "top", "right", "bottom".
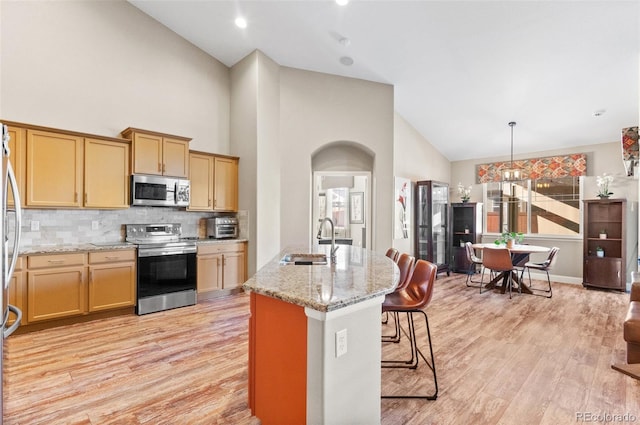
[{"left": 1, "top": 123, "right": 23, "bottom": 424}]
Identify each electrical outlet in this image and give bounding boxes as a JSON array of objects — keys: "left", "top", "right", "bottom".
[
  {"left": 335, "top": 329, "right": 347, "bottom": 358},
  {"left": 31, "top": 221, "right": 39, "bottom": 231},
  {"left": 92, "top": 221, "right": 99, "bottom": 230}
]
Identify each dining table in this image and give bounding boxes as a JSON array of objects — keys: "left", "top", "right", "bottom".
[{"left": 471, "top": 243, "right": 551, "bottom": 295}]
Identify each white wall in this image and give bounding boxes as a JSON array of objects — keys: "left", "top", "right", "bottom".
[
  {"left": 0, "top": 1, "right": 230, "bottom": 153},
  {"left": 393, "top": 113, "right": 451, "bottom": 255},
  {"left": 279, "top": 68, "right": 394, "bottom": 252},
  {"left": 231, "top": 50, "right": 282, "bottom": 275}
]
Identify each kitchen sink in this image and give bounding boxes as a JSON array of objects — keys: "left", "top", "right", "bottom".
[{"left": 280, "top": 253, "right": 328, "bottom": 265}]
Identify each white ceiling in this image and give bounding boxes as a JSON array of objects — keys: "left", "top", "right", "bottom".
[{"left": 129, "top": 0, "right": 639, "bottom": 162}]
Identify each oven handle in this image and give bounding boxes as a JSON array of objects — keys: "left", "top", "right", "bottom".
[{"left": 138, "top": 246, "right": 197, "bottom": 257}]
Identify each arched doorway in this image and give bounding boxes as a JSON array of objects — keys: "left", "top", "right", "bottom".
[{"left": 311, "top": 142, "right": 374, "bottom": 249}]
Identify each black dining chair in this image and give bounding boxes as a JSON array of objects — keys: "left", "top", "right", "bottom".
[
  {"left": 519, "top": 247, "right": 559, "bottom": 298},
  {"left": 464, "top": 242, "right": 484, "bottom": 288}
]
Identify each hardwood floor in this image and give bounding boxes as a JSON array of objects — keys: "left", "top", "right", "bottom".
[{"left": 4, "top": 274, "right": 639, "bottom": 424}]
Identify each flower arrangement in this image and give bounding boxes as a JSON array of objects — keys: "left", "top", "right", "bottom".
[
  {"left": 596, "top": 173, "right": 614, "bottom": 198},
  {"left": 457, "top": 182, "right": 472, "bottom": 202}
]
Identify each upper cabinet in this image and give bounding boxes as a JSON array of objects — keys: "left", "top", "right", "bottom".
[
  {"left": 214, "top": 156, "right": 238, "bottom": 212},
  {"left": 26, "top": 129, "right": 84, "bottom": 208},
  {"left": 121, "top": 128, "right": 190, "bottom": 178},
  {"left": 84, "top": 138, "right": 130, "bottom": 208},
  {"left": 188, "top": 152, "right": 214, "bottom": 211},
  {"left": 6, "top": 126, "right": 25, "bottom": 208},
  {"left": 6, "top": 121, "right": 130, "bottom": 209},
  {"left": 188, "top": 152, "right": 239, "bottom": 212}
]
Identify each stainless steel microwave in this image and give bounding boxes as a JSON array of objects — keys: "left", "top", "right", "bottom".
[{"left": 130, "top": 174, "right": 190, "bottom": 207}]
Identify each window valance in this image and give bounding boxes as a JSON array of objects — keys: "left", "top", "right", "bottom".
[{"left": 476, "top": 153, "right": 587, "bottom": 184}]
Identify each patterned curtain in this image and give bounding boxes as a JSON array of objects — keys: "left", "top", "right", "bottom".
[{"left": 475, "top": 153, "right": 587, "bottom": 184}]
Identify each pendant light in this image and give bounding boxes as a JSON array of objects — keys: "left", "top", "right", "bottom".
[{"left": 501, "top": 121, "right": 526, "bottom": 181}]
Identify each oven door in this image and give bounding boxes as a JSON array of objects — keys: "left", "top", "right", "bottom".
[
  {"left": 214, "top": 224, "right": 238, "bottom": 239},
  {"left": 136, "top": 248, "right": 196, "bottom": 313}
]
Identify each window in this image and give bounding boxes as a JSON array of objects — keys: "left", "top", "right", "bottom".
[{"left": 485, "top": 177, "right": 581, "bottom": 236}]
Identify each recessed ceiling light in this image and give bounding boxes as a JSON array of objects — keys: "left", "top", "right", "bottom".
[
  {"left": 593, "top": 109, "right": 606, "bottom": 117},
  {"left": 340, "top": 56, "right": 354, "bottom": 66},
  {"left": 336, "top": 0, "right": 349, "bottom": 5},
  {"left": 235, "top": 17, "right": 247, "bottom": 29}
]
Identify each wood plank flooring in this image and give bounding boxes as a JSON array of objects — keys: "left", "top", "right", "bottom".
[{"left": 4, "top": 274, "right": 639, "bottom": 424}]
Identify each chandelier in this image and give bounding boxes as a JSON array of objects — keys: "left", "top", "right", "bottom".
[{"left": 501, "top": 121, "right": 526, "bottom": 181}]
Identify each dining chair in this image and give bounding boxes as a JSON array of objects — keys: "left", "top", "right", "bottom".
[
  {"left": 519, "top": 247, "right": 559, "bottom": 298},
  {"left": 481, "top": 247, "right": 518, "bottom": 298},
  {"left": 382, "top": 253, "right": 415, "bottom": 342},
  {"left": 385, "top": 248, "right": 399, "bottom": 262},
  {"left": 381, "top": 259, "right": 438, "bottom": 400},
  {"left": 464, "top": 242, "right": 484, "bottom": 288}
]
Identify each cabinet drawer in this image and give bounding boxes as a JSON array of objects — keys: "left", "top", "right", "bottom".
[
  {"left": 28, "top": 253, "right": 86, "bottom": 269},
  {"left": 89, "top": 250, "right": 136, "bottom": 264},
  {"left": 14, "top": 256, "right": 24, "bottom": 271},
  {"left": 198, "top": 242, "right": 244, "bottom": 255}
]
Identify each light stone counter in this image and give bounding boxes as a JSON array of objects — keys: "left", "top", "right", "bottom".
[{"left": 242, "top": 244, "right": 400, "bottom": 313}]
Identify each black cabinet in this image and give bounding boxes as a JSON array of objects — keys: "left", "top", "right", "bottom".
[
  {"left": 583, "top": 199, "right": 626, "bottom": 291},
  {"left": 415, "top": 180, "right": 449, "bottom": 276},
  {"left": 450, "top": 202, "right": 483, "bottom": 273}
]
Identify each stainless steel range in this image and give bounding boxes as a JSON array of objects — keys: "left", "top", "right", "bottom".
[{"left": 126, "top": 223, "right": 197, "bottom": 315}]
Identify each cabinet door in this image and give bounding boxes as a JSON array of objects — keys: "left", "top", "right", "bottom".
[
  {"left": 214, "top": 157, "right": 238, "bottom": 211},
  {"left": 27, "top": 267, "right": 86, "bottom": 322},
  {"left": 88, "top": 262, "right": 136, "bottom": 312},
  {"left": 223, "top": 252, "right": 245, "bottom": 290},
  {"left": 197, "top": 254, "right": 223, "bottom": 293},
  {"left": 163, "top": 137, "right": 189, "bottom": 178},
  {"left": 26, "top": 130, "right": 83, "bottom": 207},
  {"left": 8, "top": 263, "right": 26, "bottom": 326},
  {"left": 584, "top": 257, "right": 623, "bottom": 289},
  {"left": 132, "top": 132, "right": 163, "bottom": 175},
  {"left": 188, "top": 153, "right": 214, "bottom": 211},
  {"left": 84, "top": 138, "right": 130, "bottom": 208},
  {"left": 6, "top": 126, "right": 25, "bottom": 208}
]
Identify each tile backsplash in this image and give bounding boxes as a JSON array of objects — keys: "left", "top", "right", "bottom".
[{"left": 14, "top": 208, "right": 232, "bottom": 247}]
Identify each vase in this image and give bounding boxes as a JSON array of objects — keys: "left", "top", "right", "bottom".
[
  {"left": 599, "top": 233, "right": 607, "bottom": 239},
  {"left": 597, "top": 194, "right": 610, "bottom": 199},
  {"left": 461, "top": 199, "right": 469, "bottom": 203},
  {"left": 596, "top": 250, "right": 604, "bottom": 258},
  {"left": 506, "top": 239, "right": 514, "bottom": 249}
]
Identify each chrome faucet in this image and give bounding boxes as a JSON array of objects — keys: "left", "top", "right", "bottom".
[{"left": 317, "top": 217, "right": 338, "bottom": 264}]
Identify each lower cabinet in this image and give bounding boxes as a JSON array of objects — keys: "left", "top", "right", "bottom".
[
  {"left": 8, "top": 256, "right": 26, "bottom": 326},
  {"left": 27, "top": 253, "right": 87, "bottom": 322},
  {"left": 197, "top": 242, "right": 246, "bottom": 298},
  {"left": 25, "top": 249, "right": 136, "bottom": 324},
  {"left": 88, "top": 250, "right": 136, "bottom": 312}
]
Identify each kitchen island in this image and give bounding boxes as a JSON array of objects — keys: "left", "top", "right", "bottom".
[{"left": 242, "top": 245, "right": 399, "bottom": 425}]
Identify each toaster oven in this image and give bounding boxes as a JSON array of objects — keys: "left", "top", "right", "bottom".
[{"left": 207, "top": 217, "right": 239, "bottom": 239}]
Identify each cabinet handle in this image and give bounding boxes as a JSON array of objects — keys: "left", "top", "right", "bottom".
[
  {"left": 89, "top": 270, "right": 93, "bottom": 283},
  {"left": 208, "top": 199, "right": 211, "bottom": 207},
  {"left": 48, "top": 259, "right": 65, "bottom": 265},
  {"left": 158, "top": 163, "right": 162, "bottom": 172},
  {"left": 105, "top": 256, "right": 120, "bottom": 260},
  {"left": 74, "top": 192, "right": 78, "bottom": 203},
  {"left": 214, "top": 199, "right": 217, "bottom": 208},
  {"left": 162, "top": 163, "right": 166, "bottom": 173}
]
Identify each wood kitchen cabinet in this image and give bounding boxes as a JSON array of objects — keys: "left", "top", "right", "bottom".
[
  {"left": 88, "top": 249, "right": 136, "bottom": 312},
  {"left": 121, "top": 128, "right": 190, "bottom": 178},
  {"left": 188, "top": 152, "right": 214, "bottom": 211},
  {"left": 5, "top": 125, "right": 25, "bottom": 208},
  {"left": 84, "top": 138, "right": 130, "bottom": 209},
  {"left": 26, "top": 129, "right": 84, "bottom": 208},
  {"left": 8, "top": 256, "right": 26, "bottom": 326},
  {"left": 27, "top": 253, "right": 87, "bottom": 322},
  {"left": 197, "top": 242, "right": 246, "bottom": 299},
  {"left": 214, "top": 156, "right": 238, "bottom": 212}
]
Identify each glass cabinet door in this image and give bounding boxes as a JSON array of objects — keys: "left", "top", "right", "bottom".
[{"left": 414, "top": 180, "right": 450, "bottom": 276}]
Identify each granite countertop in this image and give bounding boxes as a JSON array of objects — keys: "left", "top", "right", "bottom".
[
  {"left": 242, "top": 245, "right": 400, "bottom": 313},
  {"left": 18, "top": 238, "right": 248, "bottom": 255}
]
